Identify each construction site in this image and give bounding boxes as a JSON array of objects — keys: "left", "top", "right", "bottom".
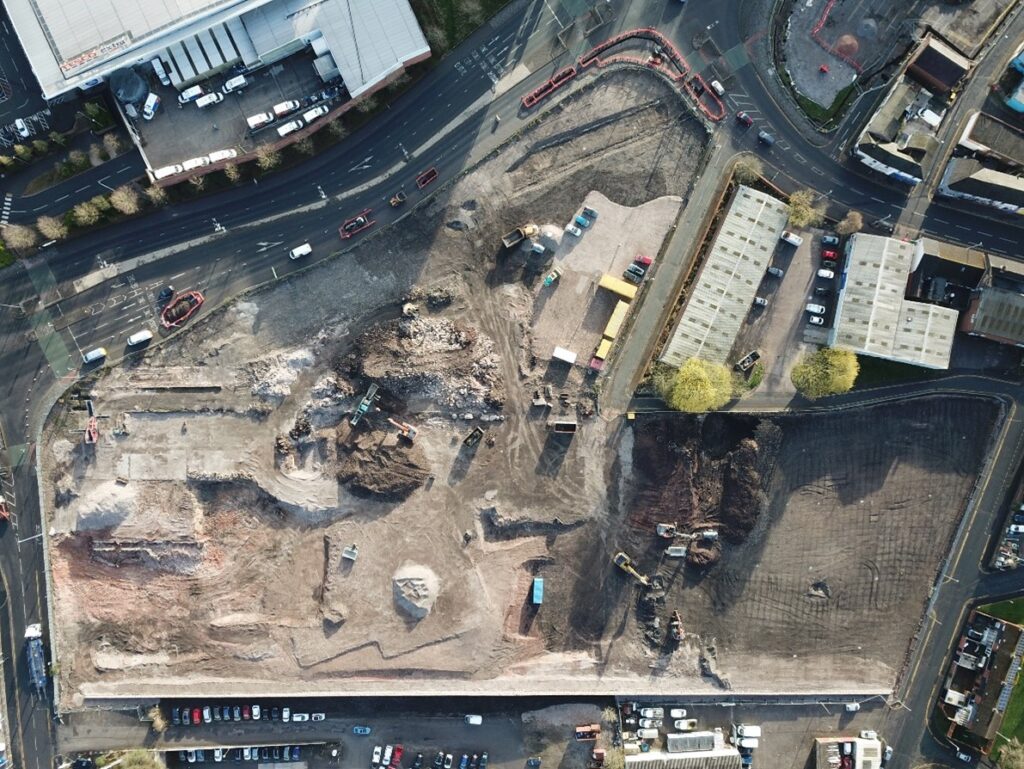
[{"left": 40, "top": 68, "right": 1000, "bottom": 707}]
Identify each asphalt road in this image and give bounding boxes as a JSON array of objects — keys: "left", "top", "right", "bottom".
[{"left": 1, "top": 1, "right": 1024, "bottom": 768}]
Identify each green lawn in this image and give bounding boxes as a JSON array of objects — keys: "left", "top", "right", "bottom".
[{"left": 980, "top": 600, "right": 1024, "bottom": 754}]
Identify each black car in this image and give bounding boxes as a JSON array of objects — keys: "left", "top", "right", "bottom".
[
  {"left": 272, "top": 707, "right": 281, "bottom": 720},
  {"left": 158, "top": 285, "right": 175, "bottom": 303},
  {"left": 814, "top": 287, "right": 833, "bottom": 296},
  {"left": 821, "top": 259, "right": 837, "bottom": 270},
  {"left": 434, "top": 753, "right": 446, "bottom": 769},
  {"left": 171, "top": 707, "right": 181, "bottom": 726},
  {"left": 273, "top": 749, "right": 281, "bottom": 761},
  {"left": 179, "top": 752, "right": 187, "bottom": 762},
  {"left": 233, "top": 706, "right": 242, "bottom": 722},
  {"left": 213, "top": 707, "right": 221, "bottom": 721},
  {"left": 480, "top": 754, "right": 488, "bottom": 769},
  {"left": 1014, "top": 513, "right": 1024, "bottom": 525},
  {"left": 292, "top": 748, "right": 301, "bottom": 761},
  {"left": 262, "top": 749, "right": 269, "bottom": 761},
  {"left": 689, "top": 77, "right": 705, "bottom": 96},
  {"left": 233, "top": 750, "right": 241, "bottom": 762},
  {"left": 412, "top": 755, "right": 424, "bottom": 769},
  {"left": 470, "top": 755, "right": 479, "bottom": 769}
]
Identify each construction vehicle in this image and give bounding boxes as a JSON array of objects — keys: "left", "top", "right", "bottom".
[
  {"left": 613, "top": 552, "right": 650, "bottom": 586},
  {"left": 574, "top": 725, "right": 601, "bottom": 741},
  {"left": 389, "top": 191, "right": 407, "bottom": 207},
  {"left": 548, "top": 419, "right": 578, "bottom": 435},
  {"left": 342, "top": 543, "right": 359, "bottom": 562},
  {"left": 669, "top": 610, "right": 684, "bottom": 641},
  {"left": 543, "top": 267, "right": 562, "bottom": 287},
  {"left": 350, "top": 384, "right": 379, "bottom": 426},
  {"left": 387, "top": 418, "right": 418, "bottom": 443},
  {"left": 589, "top": 750, "right": 605, "bottom": 769},
  {"left": 656, "top": 523, "right": 677, "bottom": 538},
  {"left": 501, "top": 223, "right": 539, "bottom": 249},
  {"left": 25, "top": 624, "right": 47, "bottom": 693},
  {"left": 463, "top": 427, "right": 484, "bottom": 447}
]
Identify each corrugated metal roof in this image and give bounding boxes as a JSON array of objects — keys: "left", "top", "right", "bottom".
[
  {"left": 660, "top": 186, "right": 788, "bottom": 368},
  {"left": 830, "top": 234, "right": 958, "bottom": 369}
]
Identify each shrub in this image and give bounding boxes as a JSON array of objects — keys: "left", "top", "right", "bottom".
[
  {"left": 67, "top": 150, "right": 88, "bottom": 171},
  {"left": 103, "top": 132, "right": 122, "bottom": 158},
  {"left": 294, "top": 137, "right": 315, "bottom": 156},
  {"left": 187, "top": 175, "right": 206, "bottom": 191},
  {"left": 36, "top": 215, "right": 68, "bottom": 240},
  {"left": 90, "top": 194, "right": 112, "bottom": 213},
  {"left": 355, "top": 96, "right": 378, "bottom": 114},
  {"left": 0, "top": 155, "right": 14, "bottom": 168},
  {"left": 31, "top": 139, "right": 49, "bottom": 155},
  {"left": 13, "top": 144, "right": 31, "bottom": 161},
  {"left": 48, "top": 130, "right": 67, "bottom": 147},
  {"left": 327, "top": 119, "right": 348, "bottom": 139}
]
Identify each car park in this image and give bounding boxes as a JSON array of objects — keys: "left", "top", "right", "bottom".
[
  {"left": 766, "top": 266, "right": 784, "bottom": 277},
  {"left": 354, "top": 725, "right": 372, "bottom": 735},
  {"left": 817, "top": 268, "right": 835, "bottom": 280},
  {"left": 373, "top": 747, "right": 383, "bottom": 765},
  {"left": 565, "top": 224, "right": 582, "bottom": 237}
]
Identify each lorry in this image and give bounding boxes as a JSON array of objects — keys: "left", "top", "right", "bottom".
[
  {"left": 574, "top": 725, "right": 601, "bottom": 741},
  {"left": 500, "top": 224, "right": 539, "bottom": 249},
  {"left": 25, "top": 624, "right": 47, "bottom": 692}
]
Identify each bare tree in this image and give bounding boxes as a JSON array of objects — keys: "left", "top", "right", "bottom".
[
  {"left": 255, "top": 144, "right": 281, "bottom": 171},
  {"left": 36, "top": 215, "right": 68, "bottom": 240},
  {"left": 327, "top": 119, "right": 348, "bottom": 139},
  {"left": 223, "top": 163, "right": 241, "bottom": 183},
  {"left": 733, "top": 156, "right": 763, "bottom": 185},
  {"left": 90, "top": 194, "right": 112, "bottom": 213},
  {"left": 787, "top": 189, "right": 826, "bottom": 229},
  {"left": 102, "top": 132, "right": 122, "bottom": 158},
  {"left": 144, "top": 185, "right": 168, "bottom": 206},
  {"left": 109, "top": 185, "right": 140, "bottom": 215},
  {"left": 294, "top": 137, "right": 315, "bottom": 156},
  {"left": 71, "top": 201, "right": 101, "bottom": 227},
  {"left": 187, "top": 175, "right": 206, "bottom": 191},
  {"left": 2, "top": 224, "right": 38, "bottom": 251}
]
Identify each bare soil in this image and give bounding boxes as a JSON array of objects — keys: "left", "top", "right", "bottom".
[{"left": 41, "top": 67, "right": 998, "bottom": 706}]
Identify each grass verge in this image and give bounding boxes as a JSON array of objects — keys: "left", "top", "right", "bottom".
[{"left": 411, "top": 0, "right": 511, "bottom": 56}]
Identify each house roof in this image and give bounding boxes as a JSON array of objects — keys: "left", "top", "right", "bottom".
[
  {"left": 943, "top": 158, "right": 1024, "bottom": 208},
  {"left": 964, "top": 287, "right": 1024, "bottom": 345},
  {"left": 908, "top": 36, "right": 971, "bottom": 93},
  {"left": 959, "top": 112, "right": 1024, "bottom": 169}
]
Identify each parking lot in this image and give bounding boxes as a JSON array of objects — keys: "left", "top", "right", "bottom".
[
  {"left": 729, "top": 228, "right": 841, "bottom": 396},
  {"left": 136, "top": 50, "right": 347, "bottom": 172}
]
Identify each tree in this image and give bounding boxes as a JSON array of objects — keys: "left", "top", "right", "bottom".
[
  {"left": 13, "top": 144, "right": 31, "bottom": 162},
  {"left": 48, "top": 130, "right": 67, "bottom": 147},
  {"left": 294, "top": 137, "right": 315, "bottom": 156},
  {"left": 787, "top": 189, "right": 825, "bottom": 228},
  {"left": 655, "top": 358, "right": 735, "bottom": 412},
  {"left": 70, "top": 201, "right": 101, "bottom": 227},
  {"left": 733, "top": 156, "right": 763, "bottom": 185},
  {"left": 67, "top": 149, "right": 88, "bottom": 170},
  {"left": 109, "top": 185, "right": 140, "bottom": 215},
  {"left": 223, "top": 163, "right": 241, "bottom": 183},
  {"left": 31, "top": 139, "right": 49, "bottom": 155},
  {"left": 187, "top": 175, "right": 206, "bottom": 191},
  {"left": 836, "top": 210, "right": 863, "bottom": 236},
  {"left": 327, "top": 119, "right": 348, "bottom": 139},
  {"left": 36, "top": 215, "right": 68, "bottom": 240},
  {"left": 90, "top": 194, "right": 112, "bottom": 213},
  {"left": 102, "top": 132, "right": 122, "bottom": 158},
  {"left": 1000, "top": 738, "right": 1024, "bottom": 769},
  {"left": 255, "top": 144, "right": 281, "bottom": 171},
  {"left": 2, "top": 224, "right": 38, "bottom": 251},
  {"left": 147, "top": 706, "right": 168, "bottom": 734},
  {"left": 144, "top": 185, "right": 168, "bottom": 206},
  {"left": 791, "top": 347, "right": 859, "bottom": 399},
  {"left": 355, "top": 96, "right": 378, "bottom": 114}
]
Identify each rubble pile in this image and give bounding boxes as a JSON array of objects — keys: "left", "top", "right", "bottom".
[{"left": 336, "top": 428, "right": 430, "bottom": 500}]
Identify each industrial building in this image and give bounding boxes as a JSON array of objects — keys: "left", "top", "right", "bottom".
[
  {"left": 3, "top": 0, "right": 429, "bottom": 101},
  {"left": 659, "top": 186, "right": 788, "bottom": 368},
  {"left": 813, "top": 736, "right": 883, "bottom": 769},
  {"left": 829, "top": 234, "right": 960, "bottom": 369},
  {"left": 960, "top": 255, "right": 1024, "bottom": 347},
  {"left": 626, "top": 730, "right": 742, "bottom": 769}
]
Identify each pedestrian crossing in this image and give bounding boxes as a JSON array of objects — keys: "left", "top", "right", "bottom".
[{"left": 0, "top": 193, "right": 12, "bottom": 226}]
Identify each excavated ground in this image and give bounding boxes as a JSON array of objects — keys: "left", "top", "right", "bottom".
[{"left": 40, "top": 68, "right": 998, "bottom": 706}]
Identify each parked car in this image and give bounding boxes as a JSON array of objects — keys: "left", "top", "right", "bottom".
[
  {"left": 635, "top": 254, "right": 654, "bottom": 267},
  {"left": 222, "top": 75, "right": 248, "bottom": 94},
  {"left": 822, "top": 259, "right": 837, "bottom": 270},
  {"left": 392, "top": 746, "right": 405, "bottom": 766},
  {"left": 276, "top": 119, "right": 304, "bottom": 138},
  {"left": 735, "top": 351, "right": 760, "bottom": 372},
  {"left": 221, "top": 705, "right": 231, "bottom": 721},
  {"left": 882, "top": 746, "right": 893, "bottom": 765},
  {"left": 208, "top": 149, "right": 238, "bottom": 162},
  {"left": 434, "top": 753, "right": 445, "bottom": 769},
  {"left": 242, "top": 704, "right": 251, "bottom": 720},
  {"left": 180, "top": 751, "right": 188, "bottom": 762},
  {"left": 273, "top": 100, "right": 301, "bottom": 117},
  {"left": 292, "top": 748, "right": 301, "bottom": 761},
  {"left": 565, "top": 224, "right": 582, "bottom": 237},
  {"left": 14, "top": 117, "right": 31, "bottom": 137},
  {"left": 373, "top": 747, "right": 383, "bottom": 765},
  {"left": 192, "top": 708, "right": 201, "bottom": 725},
  {"left": 171, "top": 707, "right": 181, "bottom": 725},
  {"left": 302, "top": 105, "right": 329, "bottom": 123},
  {"left": 809, "top": 315, "right": 825, "bottom": 326},
  {"left": 178, "top": 85, "right": 204, "bottom": 104},
  {"left": 261, "top": 749, "right": 269, "bottom": 761},
  {"left": 625, "top": 264, "right": 646, "bottom": 280},
  {"left": 271, "top": 707, "right": 280, "bottom": 720},
  {"left": 581, "top": 206, "right": 598, "bottom": 219},
  {"left": 753, "top": 296, "right": 767, "bottom": 307},
  {"left": 243, "top": 749, "right": 251, "bottom": 761},
  {"left": 479, "top": 754, "right": 488, "bottom": 769},
  {"left": 821, "top": 249, "right": 838, "bottom": 260},
  {"left": 412, "top": 755, "right": 424, "bottom": 769},
  {"left": 246, "top": 112, "right": 274, "bottom": 130},
  {"left": 354, "top": 725, "right": 372, "bottom": 735},
  {"left": 443, "top": 756, "right": 454, "bottom": 769},
  {"left": 956, "top": 752, "right": 972, "bottom": 763},
  {"left": 821, "top": 234, "right": 840, "bottom": 247},
  {"left": 233, "top": 705, "right": 241, "bottom": 721},
  {"left": 251, "top": 704, "right": 261, "bottom": 720},
  {"left": 459, "top": 756, "right": 469, "bottom": 769},
  {"left": 638, "top": 718, "right": 662, "bottom": 729},
  {"left": 142, "top": 93, "right": 161, "bottom": 120},
  {"left": 860, "top": 731, "right": 877, "bottom": 740},
  {"left": 710, "top": 79, "right": 725, "bottom": 96},
  {"left": 817, "top": 269, "right": 835, "bottom": 280},
  {"left": 814, "top": 287, "right": 832, "bottom": 296},
  {"left": 187, "top": 751, "right": 197, "bottom": 763},
  {"left": 757, "top": 130, "right": 775, "bottom": 146},
  {"left": 573, "top": 214, "right": 591, "bottom": 228},
  {"left": 311, "top": 712, "right": 325, "bottom": 721},
  {"left": 196, "top": 751, "right": 205, "bottom": 763},
  {"left": 766, "top": 266, "right": 784, "bottom": 278},
  {"left": 203, "top": 705, "right": 212, "bottom": 723},
  {"left": 291, "top": 712, "right": 309, "bottom": 722},
  {"left": 640, "top": 708, "right": 664, "bottom": 718},
  {"left": 735, "top": 111, "right": 753, "bottom": 126},
  {"left": 282, "top": 707, "right": 291, "bottom": 722},
  {"left": 806, "top": 303, "right": 827, "bottom": 315},
  {"left": 196, "top": 92, "right": 224, "bottom": 109},
  {"left": 383, "top": 746, "right": 394, "bottom": 766}
]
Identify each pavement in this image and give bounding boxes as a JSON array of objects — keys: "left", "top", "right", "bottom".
[{"left": 0, "top": 1, "right": 1023, "bottom": 769}]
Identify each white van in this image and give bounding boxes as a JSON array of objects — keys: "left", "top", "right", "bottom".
[
  {"left": 142, "top": 93, "right": 161, "bottom": 120},
  {"left": 302, "top": 105, "right": 329, "bottom": 123},
  {"left": 247, "top": 112, "right": 274, "bottom": 130},
  {"left": 276, "top": 119, "right": 303, "bottom": 137},
  {"left": 464, "top": 715, "right": 483, "bottom": 726},
  {"left": 195, "top": 92, "right": 224, "bottom": 109},
  {"left": 737, "top": 738, "right": 759, "bottom": 750},
  {"left": 222, "top": 75, "right": 247, "bottom": 94},
  {"left": 182, "top": 156, "right": 210, "bottom": 171},
  {"left": 208, "top": 149, "right": 238, "bottom": 163},
  {"left": 153, "top": 164, "right": 183, "bottom": 180},
  {"left": 636, "top": 729, "right": 659, "bottom": 740},
  {"left": 151, "top": 58, "right": 171, "bottom": 86},
  {"left": 289, "top": 243, "right": 312, "bottom": 260},
  {"left": 82, "top": 347, "right": 107, "bottom": 363},
  {"left": 178, "top": 85, "right": 204, "bottom": 104},
  {"left": 273, "top": 100, "right": 301, "bottom": 117},
  {"left": 127, "top": 329, "right": 153, "bottom": 346}
]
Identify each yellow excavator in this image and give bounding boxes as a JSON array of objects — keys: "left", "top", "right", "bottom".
[{"left": 612, "top": 551, "right": 650, "bottom": 586}]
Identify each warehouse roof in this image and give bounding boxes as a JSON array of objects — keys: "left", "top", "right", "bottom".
[
  {"left": 660, "top": 186, "right": 789, "bottom": 368},
  {"left": 962, "top": 287, "right": 1024, "bottom": 346},
  {"left": 830, "top": 234, "right": 959, "bottom": 369},
  {"left": 959, "top": 112, "right": 1024, "bottom": 169}
]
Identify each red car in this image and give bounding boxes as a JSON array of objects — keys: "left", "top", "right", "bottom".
[
  {"left": 821, "top": 249, "right": 838, "bottom": 260},
  {"left": 192, "top": 708, "right": 201, "bottom": 725},
  {"left": 635, "top": 254, "right": 653, "bottom": 267},
  {"left": 735, "top": 111, "right": 753, "bottom": 126},
  {"left": 392, "top": 745, "right": 405, "bottom": 767},
  {"left": 242, "top": 705, "right": 251, "bottom": 720}
]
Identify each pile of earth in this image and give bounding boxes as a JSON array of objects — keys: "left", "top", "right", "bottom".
[
  {"left": 336, "top": 428, "right": 430, "bottom": 501},
  {"left": 355, "top": 317, "right": 504, "bottom": 413},
  {"left": 629, "top": 414, "right": 781, "bottom": 564}
]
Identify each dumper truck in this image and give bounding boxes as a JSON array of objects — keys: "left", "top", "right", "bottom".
[
  {"left": 25, "top": 624, "right": 47, "bottom": 693},
  {"left": 501, "top": 224, "right": 539, "bottom": 249}
]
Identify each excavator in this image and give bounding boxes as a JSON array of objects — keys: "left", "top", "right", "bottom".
[
  {"left": 387, "top": 417, "right": 418, "bottom": 443},
  {"left": 612, "top": 551, "right": 650, "bottom": 586}
]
